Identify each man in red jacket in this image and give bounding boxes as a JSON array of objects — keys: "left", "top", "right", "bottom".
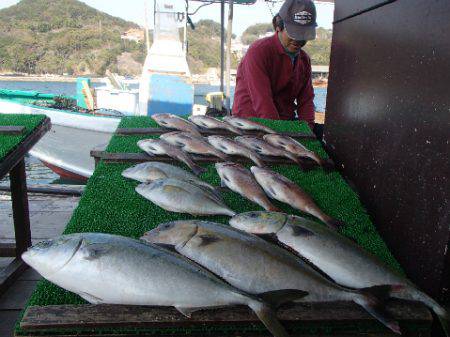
[{"left": 233, "top": 0, "right": 317, "bottom": 128}]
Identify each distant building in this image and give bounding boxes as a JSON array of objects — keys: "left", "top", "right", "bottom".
[
  {"left": 231, "top": 38, "right": 249, "bottom": 60},
  {"left": 121, "top": 28, "right": 145, "bottom": 43}
]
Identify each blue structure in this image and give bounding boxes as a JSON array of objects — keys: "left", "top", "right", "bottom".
[
  {"left": 146, "top": 74, "right": 194, "bottom": 116},
  {"left": 76, "top": 77, "right": 91, "bottom": 109}
]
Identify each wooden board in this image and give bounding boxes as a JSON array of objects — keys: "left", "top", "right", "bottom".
[
  {"left": 20, "top": 301, "right": 432, "bottom": 333},
  {"left": 116, "top": 127, "right": 317, "bottom": 139},
  {"left": 90, "top": 151, "right": 332, "bottom": 171},
  {"left": 0, "top": 126, "right": 25, "bottom": 135}
]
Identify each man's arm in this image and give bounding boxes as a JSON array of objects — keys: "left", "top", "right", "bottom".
[
  {"left": 243, "top": 47, "right": 280, "bottom": 119},
  {"left": 297, "top": 55, "right": 315, "bottom": 128}
]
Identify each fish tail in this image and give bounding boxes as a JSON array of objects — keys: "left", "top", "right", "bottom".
[
  {"left": 228, "top": 126, "right": 244, "bottom": 135},
  {"left": 353, "top": 285, "right": 402, "bottom": 334},
  {"left": 248, "top": 298, "right": 290, "bottom": 337},
  {"left": 324, "top": 218, "right": 346, "bottom": 230},
  {"left": 320, "top": 158, "right": 335, "bottom": 171},
  {"left": 396, "top": 287, "right": 449, "bottom": 336},
  {"left": 191, "top": 164, "right": 207, "bottom": 176},
  {"left": 250, "top": 153, "right": 266, "bottom": 167},
  {"left": 265, "top": 204, "right": 282, "bottom": 212}
]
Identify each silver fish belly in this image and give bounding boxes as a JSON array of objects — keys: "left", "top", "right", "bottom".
[
  {"left": 151, "top": 113, "right": 202, "bottom": 137},
  {"left": 136, "top": 178, "right": 235, "bottom": 216},
  {"left": 188, "top": 115, "right": 243, "bottom": 135},
  {"left": 207, "top": 136, "right": 265, "bottom": 167}
]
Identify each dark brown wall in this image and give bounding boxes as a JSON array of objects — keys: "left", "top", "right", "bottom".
[
  {"left": 325, "top": 0, "right": 450, "bottom": 299},
  {"left": 333, "top": 0, "right": 393, "bottom": 21}
]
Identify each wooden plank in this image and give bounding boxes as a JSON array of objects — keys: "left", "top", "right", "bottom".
[
  {"left": 0, "top": 117, "right": 51, "bottom": 179},
  {"left": 0, "top": 258, "right": 28, "bottom": 296},
  {"left": 90, "top": 151, "right": 327, "bottom": 171},
  {"left": 20, "top": 301, "right": 432, "bottom": 331},
  {"left": 10, "top": 160, "right": 31, "bottom": 257},
  {"left": 0, "top": 243, "right": 16, "bottom": 257},
  {"left": 0, "top": 184, "right": 84, "bottom": 197},
  {"left": 0, "top": 126, "right": 25, "bottom": 135},
  {"left": 116, "top": 127, "right": 317, "bottom": 139}
]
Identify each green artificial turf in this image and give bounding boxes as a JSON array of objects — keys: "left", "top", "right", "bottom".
[
  {"left": 0, "top": 114, "right": 47, "bottom": 161},
  {"left": 16, "top": 116, "right": 408, "bottom": 336}
]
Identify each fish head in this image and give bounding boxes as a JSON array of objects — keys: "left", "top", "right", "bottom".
[
  {"left": 141, "top": 221, "right": 198, "bottom": 247},
  {"left": 229, "top": 211, "right": 288, "bottom": 234},
  {"left": 151, "top": 113, "right": 174, "bottom": 124},
  {"left": 160, "top": 131, "right": 182, "bottom": 141},
  {"left": 22, "top": 234, "right": 83, "bottom": 278},
  {"left": 137, "top": 139, "right": 165, "bottom": 155}
]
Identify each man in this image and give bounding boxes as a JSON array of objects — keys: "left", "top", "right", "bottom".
[{"left": 232, "top": 0, "right": 317, "bottom": 128}]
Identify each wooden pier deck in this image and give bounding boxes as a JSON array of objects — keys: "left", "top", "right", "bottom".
[{"left": 0, "top": 192, "right": 79, "bottom": 337}]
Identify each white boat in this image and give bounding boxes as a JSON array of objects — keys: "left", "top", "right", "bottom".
[{"left": 0, "top": 91, "right": 120, "bottom": 181}]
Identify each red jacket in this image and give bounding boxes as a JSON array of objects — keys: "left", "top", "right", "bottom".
[{"left": 232, "top": 34, "right": 315, "bottom": 126}]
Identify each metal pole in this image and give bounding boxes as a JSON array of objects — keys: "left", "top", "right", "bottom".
[
  {"left": 225, "top": 0, "right": 233, "bottom": 113},
  {"left": 220, "top": 0, "right": 225, "bottom": 93}
]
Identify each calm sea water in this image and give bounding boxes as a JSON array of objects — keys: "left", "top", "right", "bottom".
[{"left": 0, "top": 80, "right": 327, "bottom": 185}]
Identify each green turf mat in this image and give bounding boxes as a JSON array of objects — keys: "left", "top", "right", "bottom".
[
  {"left": 0, "top": 114, "right": 47, "bottom": 161},
  {"left": 16, "top": 116, "right": 407, "bottom": 336}
]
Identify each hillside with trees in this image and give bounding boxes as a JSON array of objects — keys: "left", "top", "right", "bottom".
[
  {"left": 0, "top": 0, "right": 146, "bottom": 75},
  {"left": 241, "top": 24, "right": 332, "bottom": 65}
]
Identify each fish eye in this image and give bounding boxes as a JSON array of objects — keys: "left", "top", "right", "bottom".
[
  {"left": 36, "top": 240, "right": 53, "bottom": 249},
  {"left": 249, "top": 212, "right": 258, "bottom": 218},
  {"left": 160, "top": 223, "right": 173, "bottom": 230}
]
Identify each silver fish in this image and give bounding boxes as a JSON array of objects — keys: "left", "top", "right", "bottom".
[
  {"left": 230, "top": 211, "right": 449, "bottom": 333},
  {"left": 22, "top": 233, "right": 288, "bottom": 337},
  {"left": 137, "top": 139, "right": 206, "bottom": 176},
  {"left": 151, "top": 113, "right": 202, "bottom": 137},
  {"left": 143, "top": 220, "right": 401, "bottom": 334},
  {"left": 207, "top": 135, "right": 265, "bottom": 167},
  {"left": 263, "top": 134, "right": 325, "bottom": 166},
  {"left": 235, "top": 136, "right": 302, "bottom": 165},
  {"left": 188, "top": 115, "right": 243, "bottom": 135},
  {"left": 223, "top": 116, "right": 276, "bottom": 134},
  {"left": 160, "top": 131, "right": 228, "bottom": 160},
  {"left": 215, "top": 162, "right": 279, "bottom": 212},
  {"left": 121, "top": 162, "right": 218, "bottom": 192},
  {"left": 251, "top": 166, "right": 344, "bottom": 230},
  {"left": 136, "top": 178, "right": 235, "bottom": 216}
]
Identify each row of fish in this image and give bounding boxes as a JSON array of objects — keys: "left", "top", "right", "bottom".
[
  {"left": 138, "top": 132, "right": 324, "bottom": 174},
  {"left": 152, "top": 113, "right": 277, "bottom": 135},
  {"left": 145, "top": 114, "right": 326, "bottom": 171},
  {"left": 22, "top": 212, "right": 448, "bottom": 335},
  {"left": 123, "top": 162, "right": 342, "bottom": 229}
]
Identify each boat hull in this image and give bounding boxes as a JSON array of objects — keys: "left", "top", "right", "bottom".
[{"left": 0, "top": 99, "right": 120, "bottom": 181}]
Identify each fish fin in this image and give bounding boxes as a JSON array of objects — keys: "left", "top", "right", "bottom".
[
  {"left": 290, "top": 225, "right": 315, "bottom": 237},
  {"left": 79, "top": 241, "right": 111, "bottom": 260},
  {"left": 247, "top": 298, "right": 290, "bottom": 337},
  {"left": 79, "top": 292, "right": 104, "bottom": 304},
  {"left": 259, "top": 289, "right": 308, "bottom": 308},
  {"left": 196, "top": 234, "right": 221, "bottom": 247},
  {"left": 266, "top": 186, "right": 278, "bottom": 199},
  {"left": 353, "top": 288, "right": 402, "bottom": 335},
  {"left": 175, "top": 306, "right": 198, "bottom": 318},
  {"left": 325, "top": 218, "right": 346, "bottom": 230},
  {"left": 321, "top": 158, "right": 336, "bottom": 171},
  {"left": 153, "top": 242, "right": 178, "bottom": 252},
  {"left": 361, "top": 285, "right": 404, "bottom": 301}
]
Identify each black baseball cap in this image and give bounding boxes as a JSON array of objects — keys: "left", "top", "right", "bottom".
[{"left": 279, "top": 0, "right": 317, "bottom": 41}]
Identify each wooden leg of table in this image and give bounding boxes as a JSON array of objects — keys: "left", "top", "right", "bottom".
[
  {"left": 0, "top": 160, "right": 31, "bottom": 295},
  {"left": 10, "top": 159, "right": 32, "bottom": 257}
]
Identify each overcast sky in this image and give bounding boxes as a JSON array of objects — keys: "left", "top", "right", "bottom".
[{"left": 0, "top": 0, "right": 334, "bottom": 36}]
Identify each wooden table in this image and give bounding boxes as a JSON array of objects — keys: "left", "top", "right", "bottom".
[{"left": 0, "top": 117, "right": 51, "bottom": 296}]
